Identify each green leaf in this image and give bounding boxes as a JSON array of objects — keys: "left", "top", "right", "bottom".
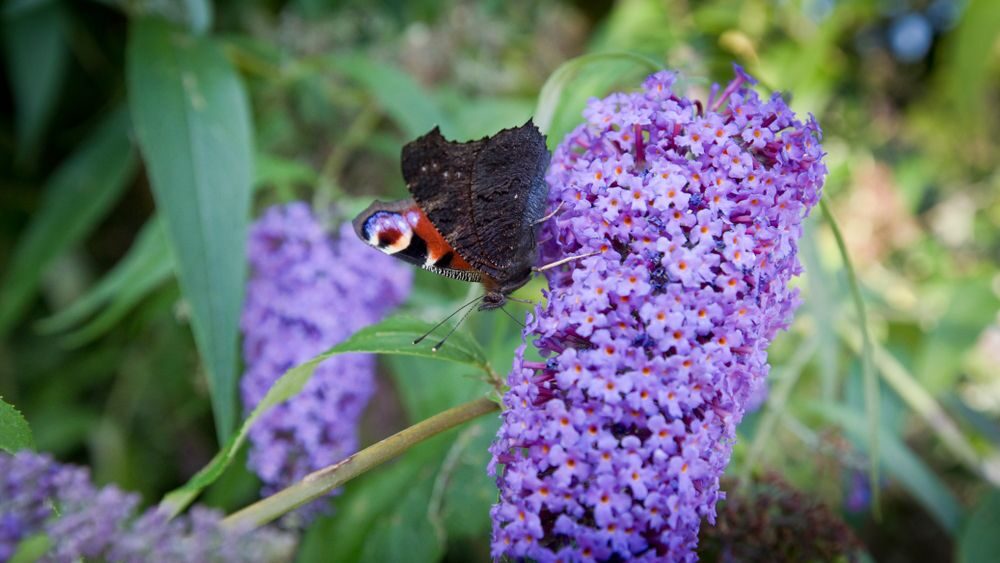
[
  {"left": 360, "top": 465, "right": 444, "bottom": 563},
  {"left": 128, "top": 17, "right": 254, "bottom": 442},
  {"left": 820, "top": 199, "right": 879, "bottom": 514},
  {"left": 958, "top": 490, "right": 1000, "bottom": 563},
  {"left": 2, "top": 0, "right": 68, "bottom": 163},
  {"left": 534, "top": 51, "right": 663, "bottom": 144},
  {"left": 330, "top": 55, "right": 450, "bottom": 138},
  {"left": 940, "top": 0, "right": 1000, "bottom": 143},
  {"left": 181, "top": 0, "right": 213, "bottom": 34},
  {"left": 37, "top": 218, "right": 172, "bottom": 338},
  {"left": 254, "top": 152, "right": 318, "bottom": 192},
  {"left": 9, "top": 534, "right": 50, "bottom": 563},
  {"left": 811, "top": 402, "right": 963, "bottom": 534},
  {"left": 438, "top": 417, "right": 499, "bottom": 544},
  {"left": 333, "top": 315, "right": 491, "bottom": 371},
  {"left": 159, "top": 315, "right": 491, "bottom": 516},
  {"left": 0, "top": 108, "right": 137, "bottom": 337},
  {"left": 0, "top": 396, "right": 34, "bottom": 453},
  {"left": 298, "top": 432, "right": 451, "bottom": 563}
]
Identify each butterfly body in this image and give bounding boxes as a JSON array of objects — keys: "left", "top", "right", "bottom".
[{"left": 353, "top": 120, "right": 549, "bottom": 310}]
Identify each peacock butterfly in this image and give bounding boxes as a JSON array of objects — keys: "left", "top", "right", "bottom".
[{"left": 353, "top": 120, "right": 550, "bottom": 313}]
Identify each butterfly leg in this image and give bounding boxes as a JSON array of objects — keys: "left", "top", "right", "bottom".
[
  {"left": 533, "top": 250, "right": 600, "bottom": 273},
  {"left": 533, "top": 201, "right": 565, "bottom": 225}
]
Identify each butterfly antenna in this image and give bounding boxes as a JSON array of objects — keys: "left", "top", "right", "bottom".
[
  {"left": 533, "top": 201, "right": 564, "bottom": 225},
  {"left": 499, "top": 306, "right": 526, "bottom": 328},
  {"left": 413, "top": 295, "right": 484, "bottom": 345},
  {"left": 431, "top": 303, "right": 478, "bottom": 352},
  {"left": 533, "top": 250, "right": 600, "bottom": 273}
]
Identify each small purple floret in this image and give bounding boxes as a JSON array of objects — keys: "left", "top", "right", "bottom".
[{"left": 0, "top": 451, "right": 294, "bottom": 561}]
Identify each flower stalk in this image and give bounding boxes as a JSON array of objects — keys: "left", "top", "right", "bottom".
[{"left": 221, "top": 396, "right": 499, "bottom": 531}]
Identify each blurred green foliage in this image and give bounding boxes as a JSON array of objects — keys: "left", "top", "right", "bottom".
[{"left": 1, "top": 0, "right": 999, "bottom": 561}]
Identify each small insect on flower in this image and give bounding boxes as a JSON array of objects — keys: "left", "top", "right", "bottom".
[{"left": 353, "top": 120, "right": 573, "bottom": 348}]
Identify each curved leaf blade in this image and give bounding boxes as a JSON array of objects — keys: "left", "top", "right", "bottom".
[
  {"left": 330, "top": 55, "right": 450, "bottom": 138},
  {"left": 37, "top": 218, "right": 172, "bottom": 335},
  {"left": 128, "top": 17, "right": 254, "bottom": 442},
  {"left": 2, "top": 0, "right": 68, "bottom": 163},
  {"left": 811, "top": 402, "right": 963, "bottom": 534},
  {"left": 534, "top": 51, "right": 663, "bottom": 143},
  {"left": 159, "top": 315, "right": 491, "bottom": 516},
  {"left": 821, "top": 199, "right": 880, "bottom": 513},
  {"left": 0, "top": 108, "right": 136, "bottom": 337}
]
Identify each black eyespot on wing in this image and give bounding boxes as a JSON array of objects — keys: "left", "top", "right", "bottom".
[
  {"left": 376, "top": 228, "right": 402, "bottom": 248},
  {"left": 394, "top": 233, "right": 428, "bottom": 266}
]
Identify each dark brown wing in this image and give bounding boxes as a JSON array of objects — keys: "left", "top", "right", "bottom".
[
  {"left": 401, "top": 121, "right": 549, "bottom": 286},
  {"left": 470, "top": 121, "right": 550, "bottom": 288},
  {"left": 401, "top": 126, "right": 486, "bottom": 272}
]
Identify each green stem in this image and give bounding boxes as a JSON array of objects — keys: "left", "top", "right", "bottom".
[
  {"left": 820, "top": 198, "right": 879, "bottom": 517},
  {"left": 220, "top": 396, "right": 499, "bottom": 531}
]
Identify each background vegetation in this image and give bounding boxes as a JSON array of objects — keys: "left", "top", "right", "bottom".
[{"left": 1, "top": 0, "right": 998, "bottom": 560}]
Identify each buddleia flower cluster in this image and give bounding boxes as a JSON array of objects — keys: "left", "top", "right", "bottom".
[
  {"left": 489, "top": 67, "right": 826, "bottom": 561},
  {"left": 0, "top": 451, "right": 294, "bottom": 561},
  {"left": 240, "top": 203, "right": 412, "bottom": 518}
]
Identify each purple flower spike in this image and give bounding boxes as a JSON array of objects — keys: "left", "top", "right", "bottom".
[
  {"left": 240, "top": 203, "right": 412, "bottom": 520},
  {"left": 0, "top": 451, "right": 294, "bottom": 561},
  {"left": 490, "top": 69, "right": 825, "bottom": 561}
]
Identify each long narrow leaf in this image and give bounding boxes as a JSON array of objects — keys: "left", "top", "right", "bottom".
[
  {"left": 840, "top": 324, "right": 1000, "bottom": 487},
  {"left": 159, "top": 315, "right": 491, "bottom": 516},
  {"left": 2, "top": 0, "right": 68, "bottom": 162},
  {"left": 37, "top": 219, "right": 171, "bottom": 335},
  {"left": 811, "top": 402, "right": 963, "bottom": 534},
  {"left": 0, "top": 108, "right": 136, "bottom": 337},
  {"left": 820, "top": 198, "right": 879, "bottom": 514},
  {"left": 533, "top": 51, "right": 663, "bottom": 141},
  {"left": 128, "top": 17, "right": 254, "bottom": 442},
  {"left": 330, "top": 55, "right": 450, "bottom": 138}
]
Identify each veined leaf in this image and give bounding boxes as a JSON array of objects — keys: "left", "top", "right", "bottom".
[
  {"left": 159, "top": 315, "right": 491, "bottom": 516},
  {"left": 0, "top": 108, "right": 137, "bottom": 337},
  {"left": 128, "top": 17, "right": 254, "bottom": 442},
  {"left": 0, "top": 396, "right": 34, "bottom": 453}
]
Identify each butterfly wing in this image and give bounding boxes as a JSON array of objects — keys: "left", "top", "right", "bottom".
[
  {"left": 470, "top": 121, "right": 550, "bottom": 288},
  {"left": 401, "top": 121, "right": 549, "bottom": 287},
  {"left": 352, "top": 198, "right": 483, "bottom": 284}
]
